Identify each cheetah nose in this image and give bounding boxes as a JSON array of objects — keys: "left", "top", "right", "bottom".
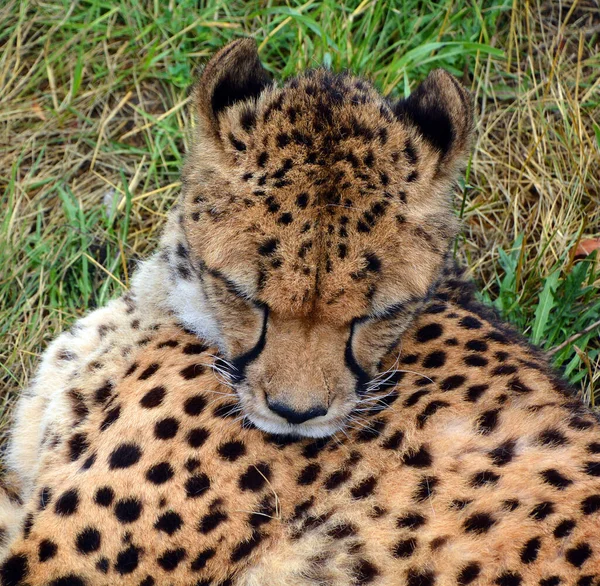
[{"left": 266, "top": 399, "right": 328, "bottom": 424}]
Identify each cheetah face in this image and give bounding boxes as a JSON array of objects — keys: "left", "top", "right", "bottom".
[{"left": 178, "top": 39, "right": 473, "bottom": 437}]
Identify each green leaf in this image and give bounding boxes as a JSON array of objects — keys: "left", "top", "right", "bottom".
[{"left": 531, "top": 270, "right": 560, "bottom": 345}]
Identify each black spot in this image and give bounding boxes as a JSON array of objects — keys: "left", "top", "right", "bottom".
[
  {"left": 180, "top": 363, "right": 205, "bottom": 380},
  {"left": 338, "top": 243, "right": 347, "bottom": 259},
  {"left": 540, "top": 429, "right": 569, "bottom": 447},
  {"left": 140, "top": 386, "right": 166, "bottom": 408},
  {"left": 217, "top": 440, "right": 246, "bottom": 462},
  {"left": 240, "top": 109, "right": 256, "bottom": 132},
  {"left": 364, "top": 253, "right": 381, "bottom": 272},
  {"left": 155, "top": 511, "right": 183, "bottom": 535},
  {"left": 407, "top": 568, "right": 435, "bottom": 586},
  {"left": 477, "top": 409, "right": 499, "bottom": 434},
  {"left": 414, "top": 475, "right": 438, "bottom": 502},
  {"left": 417, "top": 400, "right": 450, "bottom": 428},
  {"left": 94, "top": 486, "right": 114, "bottom": 507},
  {"left": 508, "top": 377, "right": 533, "bottom": 393},
  {"left": 324, "top": 469, "right": 352, "bottom": 490},
  {"left": 489, "top": 440, "right": 516, "bottom": 466},
  {"left": 466, "top": 384, "right": 489, "bottom": 402},
  {"left": 296, "top": 192, "right": 309, "bottom": 208},
  {"left": 356, "top": 418, "right": 387, "bottom": 442},
  {"left": 584, "top": 461, "right": 600, "bottom": 476},
  {"left": 94, "top": 380, "right": 113, "bottom": 404},
  {"left": 457, "top": 563, "right": 480, "bottom": 585},
  {"left": 228, "top": 133, "right": 246, "bottom": 151},
  {"left": 278, "top": 212, "right": 293, "bottom": 225},
  {"left": 471, "top": 470, "right": 500, "bottom": 487},
  {"left": 328, "top": 523, "right": 357, "bottom": 539},
  {"left": 185, "top": 473, "right": 210, "bottom": 498},
  {"left": 569, "top": 417, "right": 593, "bottom": 431},
  {"left": 397, "top": 512, "right": 426, "bottom": 529},
  {"left": 520, "top": 536, "right": 541, "bottom": 563},
  {"left": 39, "top": 539, "right": 58, "bottom": 562},
  {"left": 440, "top": 375, "right": 465, "bottom": 391},
  {"left": 213, "top": 402, "right": 240, "bottom": 418},
  {"left": 354, "top": 559, "right": 379, "bottom": 583},
  {"left": 109, "top": 443, "right": 142, "bottom": 469},
  {"left": 154, "top": 417, "right": 179, "bottom": 440},
  {"left": 157, "top": 547, "right": 186, "bottom": 571},
  {"left": 183, "top": 343, "right": 208, "bottom": 355},
  {"left": 403, "top": 446, "right": 432, "bottom": 468},
  {"left": 553, "top": 518, "right": 576, "bottom": 538},
  {"left": 582, "top": 495, "right": 600, "bottom": 515},
  {"left": 22, "top": 513, "right": 33, "bottom": 539},
  {"left": 146, "top": 462, "right": 174, "bottom": 485},
  {"left": 115, "top": 544, "right": 141, "bottom": 575},
  {"left": 464, "top": 354, "right": 488, "bottom": 367},
  {"left": 382, "top": 430, "right": 404, "bottom": 450},
  {"left": 492, "top": 364, "right": 518, "bottom": 376},
  {"left": 357, "top": 220, "right": 371, "bottom": 233},
  {"left": 393, "top": 537, "right": 417, "bottom": 558},
  {"left": 0, "top": 554, "right": 28, "bottom": 585},
  {"left": 114, "top": 498, "right": 142, "bottom": 524},
  {"left": 466, "top": 339, "right": 488, "bottom": 352},
  {"left": 459, "top": 316, "right": 483, "bottom": 329},
  {"left": 350, "top": 476, "right": 377, "bottom": 499},
  {"left": 404, "top": 390, "right": 430, "bottom": 407},
  {"left": 187, "top": 427, "right": 210, "bottom": 449},
  {"left": 55, "top": 489, "right": 79, "bottom": 516},
  {"left": 190, "top": 548, "right": 216, "bottom": 571},
  {"left": 464, "top": 512, "right": 495, "bottom": 533},
  {"left": 495, "top": 571, "right": 522, "bottom": 586},
  {"left": 76, "top": 527, "right": 101, "bottom": 554},
  {"left": 530, "top": 501, "right": 554, "bottom": 521},
  {"left": 67, "top": 433, "right": 89, "bottom": 461},
  {"left": 48, "top": 576, "right": 87, "bottom": 586},
  {"left": 198, "top": 509, "right": 228, "bottom": 534},
  {"left": 138, "top": 363, "right": 160, "bottom": 380},
  {"left": 184, "top": 395, "right": 207, "bottom": 416},
  {"left": 541, "top": 469, "right": 573, "bottom": 490},
  {"left": 38, "top": 486, "right": 52, "bottom": 510},
  {"left": 258, "top": 238, "right": 278, "bottom": 256},
  {"left": 276, "top": 132, "right": 290, "bottom": 148},
  {"left": 587, "top": 442, "right": 600, "bottom": 454},
  {"left": 298, "top": 463, "right": 321, "bottom": 486},
  {"left": 257, "top": 151, "right": 269, "bottom": 167},
  {"left": 99, "top": 404, "right": 120, "bottom": 432},
  {"left": 540, "top": 578, "right": 562, "bottom": 586},
  {"left": 565, "top": 542, "right": 592, "bottom": 567},
  {"left": 423, "top": 350, "right": 446, "bottom": 368}
]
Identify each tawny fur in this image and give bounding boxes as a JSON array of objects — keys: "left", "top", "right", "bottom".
[{"left": 1, "top": 39, "right": 599, "bottom": 586}]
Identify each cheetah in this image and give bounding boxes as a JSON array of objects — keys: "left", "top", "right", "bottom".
[{"left": 1, "top": 38, "right": 600, "bottom": 586}]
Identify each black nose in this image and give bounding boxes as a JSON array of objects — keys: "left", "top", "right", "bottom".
[{"left": 266, "top": 400, "right": 328, "bottom": 424}]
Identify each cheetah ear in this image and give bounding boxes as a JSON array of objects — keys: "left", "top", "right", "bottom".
[
  {"left": 394, "top": 69, "right": 474, "bottom": 169},
  {"left": 194, "top": 38, "right": 272, "bottom": 139}
]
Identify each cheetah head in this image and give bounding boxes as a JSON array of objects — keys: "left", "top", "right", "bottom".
[{"left": 173, "top": 39, "right": 473, "bottom": 437}]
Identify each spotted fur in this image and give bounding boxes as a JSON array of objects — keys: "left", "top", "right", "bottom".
[{"left": 1, "top": 39, "right": 599, "bottom": 585}]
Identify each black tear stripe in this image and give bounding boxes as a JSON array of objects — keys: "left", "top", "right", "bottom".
[
  {"left": 230, "top": 306, "right": 270, "bottom": 383},
  {"left": 345, "top": 319, "right": 371, "bottom": 395}
]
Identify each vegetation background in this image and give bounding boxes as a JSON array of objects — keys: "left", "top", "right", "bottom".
[{"left": 1, "top": 0, "right": 599, "bottom": 444}]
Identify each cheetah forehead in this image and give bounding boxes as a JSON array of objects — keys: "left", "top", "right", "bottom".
[{"left": 182, "top": 44, "right": 471, "bottom": 320}]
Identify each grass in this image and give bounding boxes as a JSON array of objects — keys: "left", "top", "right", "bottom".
[{"left": 0, "top": 0, "right": 599, "bottom": 443}]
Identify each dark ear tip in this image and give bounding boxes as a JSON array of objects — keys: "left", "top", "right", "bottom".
[{"left": 395, "top": 68, "right": 474, "bottom": 159}]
